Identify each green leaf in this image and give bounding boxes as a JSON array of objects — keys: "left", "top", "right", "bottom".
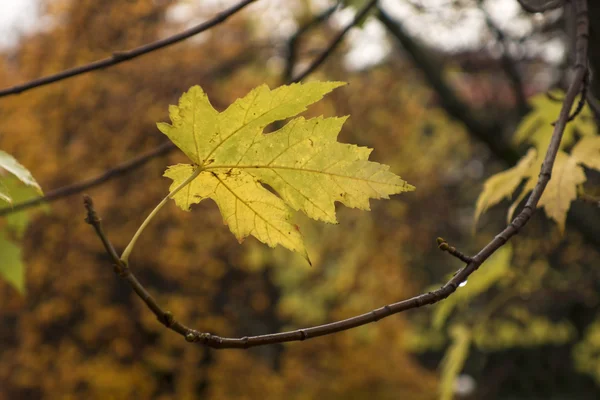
[
  {"left": 433, "top": 245, "right": 512, "bottom": 329},
  {"left": 0, "top": 176, "right": 49, "bottom": 238},
  {"left": 0, "top": 150, "right": 42, "bottom": 202},
  {"left": 439, "top": 325, "right": 471, "bottom": 400},
  {"left": 160, "top": 82, "right": 414, "bottom": 259},
  {"left": 0, "top": 232, "right": 25, "bottom": 294},
  {"left": 474, "top": 149, "right": 537, "bottom": 228}
]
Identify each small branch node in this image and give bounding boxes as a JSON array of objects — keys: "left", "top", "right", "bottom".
[
  {"left": 371, "top": 310, "right": 381, "bottom": 322},
  {"left": 437, "top": 238, "right": 473, "bottom": 263},
  {"left": 161, "top": 311, "right": 175, "bottom": 327},
  {"left": 185, "top": 331, "right": 200, "bottom": 343},
  {"left": 83, "top": 195, "right": 99, "bottom": 224},
  {"left": 113, "top": 263, "right": 130, "bottom": 277},
  {"left": 111, "top": 51, "right": 131, "bottom": 60},
  {"left": 299, "top": 329, "right": 307, "bottom": 341}
]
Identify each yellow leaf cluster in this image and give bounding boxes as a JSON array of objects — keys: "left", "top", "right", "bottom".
[{"left": 475, "top": 96, "right": 600, "bottom": 232}]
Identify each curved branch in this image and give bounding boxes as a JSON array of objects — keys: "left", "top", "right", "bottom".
[
  {"left": 291, "top": 0, "right": 377, "bottom": 83},
  {"left": 0, "top": 0, "right": 256, "bottom": 98},
  {"left": 84, "top": 0, "right": 588, "bottom": 350}
]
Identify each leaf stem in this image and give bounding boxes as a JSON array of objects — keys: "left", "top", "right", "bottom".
[{"left": 121, "top": 167, "right": 202, "bottom": 264}]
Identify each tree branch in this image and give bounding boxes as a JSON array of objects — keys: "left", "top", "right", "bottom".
[
  {"left": 84, "top": 0, "right": 588, "bottom": 350},
  {"left": 0, "top": 142, "right": 174, "bottom": 217},
  {"left": 0, "top": 49, "right": 258, "bottom": 217},
  {"left": 479, "top": 5, "right": 530, "bottom": 115},
  {"left": 291, "top": 0, "right": 377, "bottom": 83},
  {"left": 283, "top": 2, "right": 341, "bottom": 84},
  {"left": 379, "top": 3, "right": 600, "bottom": 249},
  {"left": 0, "top": 0, "right": 256, "bottom": 98}
]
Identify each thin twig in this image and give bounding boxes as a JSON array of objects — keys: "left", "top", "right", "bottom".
[
  {"left": 0, "top": 142, "right": 174, "bottom": 217},
  {"left": 437, "top": 237, "right": 473, "bottom": 264},
  {"left": 566, "top": 68, "right": 589, "bottom": 122},
  {"left": 283, "top": 2, "right": 341, "bottom": 83},
  {"left": 480, "top": 6, "right": 529, "bottom": 114},
  {"left": 587, "top": 91, "right": 600, "bottom": 121},
  {"left": 550, "top": 70, "right": 588, "bottom": 126},
  {"left": 291, "top": 0, "right": 378, "bottom": 83},
  {"left": 579, "top": 192, "right": 600, "bottom": 208},
  {"left": 0, "top": 0, "right": 257, "bottom": 98},
  {"left": 85, "top": 0, "right": 588, "bottom": 349}
]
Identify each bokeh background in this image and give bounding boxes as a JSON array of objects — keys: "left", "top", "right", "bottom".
[{"left": 1, "top": 0, "right": 600, "bottom": 399}]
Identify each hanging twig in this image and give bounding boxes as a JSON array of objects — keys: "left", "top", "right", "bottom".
[
  {"left": 283, "top": 2, "right": 341, "bottom": 83},
  {"left": 0, "top": 0, "right": 257, "bottom": 98},
  {"left": 291, "top": 0, "right": 378, "bottom": 83},
  {"left": 566, "top": 68, "right": 589, "bottom": 122},
  {"left": 85, "top": 0, "right": 589, "bottom": 350},
  {"left": 579, "top": 192, "right": 600, "bottom": 208},
  {"left": 480, "top": 5, "right": 530, "bottom": 114},
  {"left": 587, "top": 91, "right": 600, "bottom": 121},
  {"left": 437, "top": 237, "right": 473, "bottom": 264}
]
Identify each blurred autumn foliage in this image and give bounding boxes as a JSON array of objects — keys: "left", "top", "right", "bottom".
[
  {"left": 2, "top": 0, "right": 600, "bottom": 399},
  {"left": 0, "top": 0, "right": 444, "bottom": 398}
]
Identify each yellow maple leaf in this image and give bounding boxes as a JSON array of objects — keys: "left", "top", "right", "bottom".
[{"left": 159, "top": 82, "right": 414, "bottom": 260}]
